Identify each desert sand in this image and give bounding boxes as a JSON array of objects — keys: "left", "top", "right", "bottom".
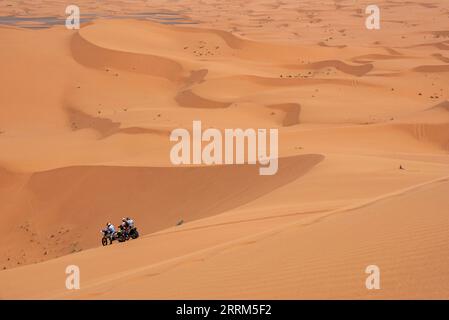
[{"left": 0, "top": 0, "right": 448, "bottom": 299}]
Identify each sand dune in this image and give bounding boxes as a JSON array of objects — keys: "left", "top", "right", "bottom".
[
  {"left": 175, "top": 90, "right": 232, "bottom": 109},
  {"left": 396, "top": 123, "right": 449, "bottom": 151},
  {"left": 413, "top": 65, "right": 449, "bottom": 73},
  {"left": 428, "top": 100, "right": 449, "bottom": 112},
  {"left": 71, "top": 31, "right": 185, "bottom": 82},
  {"left": 350, "top": 54, "right": 410, "bottom": 64},
  {"left": 0, "top": 155, "right": 322, "bottom": 269},
  {"left": 267, "top": 103, "right": 301, "bottom": 126},
  {"left": 284, "top": 60, "right": 374, "bottom": 77},
  {"left": 0, "top": 0, "right": 448, "bottom": 299},
  {"left": 66, "top": 106, "right": 170, "bottom": 138},
  {"left": 1, "top": 175, "right": 449, "bottom": 299}
]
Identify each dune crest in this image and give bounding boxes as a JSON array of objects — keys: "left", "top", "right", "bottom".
[
  {"left": 284, "top": 60, "right": 374, "bottom": 77},
  {"left": 267, "top": 103, "right": 301, "bottom": 126},
  {"left": 1, "top": 0, "right": 449, "bottom": 299},
  {"left": 71, "top": 32, "right": 185, "bottom": 82}
]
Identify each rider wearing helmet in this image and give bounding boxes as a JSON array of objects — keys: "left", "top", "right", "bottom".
[
  {"left": 126, "top": 217, "right": 134, "bottom": 229},
  {"left": 120, "top": 218, "right": 130, "bottom": 236},
  {"left": 103, "top": 222, "right": 115, "bottom": 240}
]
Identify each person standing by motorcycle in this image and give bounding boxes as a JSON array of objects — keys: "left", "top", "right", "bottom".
[
  {"left": 126, "top": 217, "right": 134, "bottom": 229},
  {"left": 125, "top": 217, "right": 139, "bottom": 239},
  {"left": 121, "top": 217, "right": 131, "bottom": 237},
  {"left": 103, "top": 222, "right": 115, "bottom": 241}
]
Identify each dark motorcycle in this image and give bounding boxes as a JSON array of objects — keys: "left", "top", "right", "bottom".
[
  {"left": 117, "top": 226, "right": 139, "bottom": 242},
  {"left": 116, "top": 229, "right": 128, "bottom": 242},
  {"left": 129, "top": 227, "right": 140, "bottom": 239}
]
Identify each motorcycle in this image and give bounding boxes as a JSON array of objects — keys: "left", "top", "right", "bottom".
[
  {"left": 102, "top": 226, "right": 139, "bottom": 245},
  {"left": 116, "top": 229, "right": 128, "bottom": 243},
  {"left": 129, "top": 227, "right": 140, "bottom": 239},
  {"left": 117, "top": 226, "right": 139, "bottom": 242},
  {"left": 101, "top": 229, "right": 117, "bottom": 246}
]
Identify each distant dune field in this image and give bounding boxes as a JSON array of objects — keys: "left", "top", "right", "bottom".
[{"left": 0, "top": 0, "right": 448, "bottom": 299}]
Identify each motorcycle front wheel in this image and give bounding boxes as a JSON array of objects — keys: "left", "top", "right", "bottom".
[{"left": 131, "top": 230, "right": 139, "bottom": 239}]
